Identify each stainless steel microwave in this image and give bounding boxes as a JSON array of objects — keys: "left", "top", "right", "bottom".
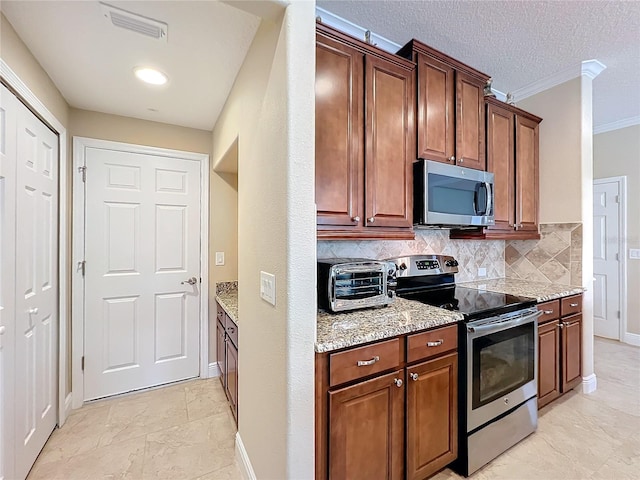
[{"left": 414, "top": 159, "right": 495, "bottom": 227}]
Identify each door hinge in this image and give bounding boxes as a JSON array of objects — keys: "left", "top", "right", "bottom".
[
  {"left": 78, "top": 165, "right": 87, "bottom": 182},
  {"left": 78, "top": 260, "right": 86, "bottom": 277},
  {"left": 616, "top": 253, "right": 619, "bottom": 261},
  {"left": 617, "top": 311, "right": 621, "bottom": 319},
  {"left": 81, "top": 356, "right": 85, "bottom": 371}
]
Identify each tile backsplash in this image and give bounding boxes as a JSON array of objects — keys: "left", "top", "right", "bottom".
[
  {"left": 505, "top": 223, "right": 582, "bottom": 286},
  {"left": 317, "top": 230, "right": 505, "bottom": 282}
]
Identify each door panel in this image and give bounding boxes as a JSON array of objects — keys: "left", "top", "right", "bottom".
[
  {"left": 561, "top": 315, "right": 582, "bottom": 392},
  {"left": 14, "top": 96, "right": 58, "bottom": 480},
  {"left": 593, "top": 181, "right": 620, "bottom": 339},
  {"left": 456, "top": 72, "right": 485, "bottom": 170},
  {"left": 537, "top": 321, "right": 560, "bottom": 408},
  {"left": 515, "top": 116, "right": 539, "bottom": 232},
  {"left": 84, "top": 147, "right": 201, "bottom": 400}
]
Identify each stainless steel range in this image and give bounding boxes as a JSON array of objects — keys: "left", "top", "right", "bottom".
[{"left": 388, "top": 254, "right": 541, "bottom": 476}]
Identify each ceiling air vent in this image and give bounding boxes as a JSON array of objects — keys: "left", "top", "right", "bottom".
[{"left": 100, "top": 2, "right": 168, "bottom": 42}]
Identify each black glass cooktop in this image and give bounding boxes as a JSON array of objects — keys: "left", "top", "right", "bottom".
[{"left": 399, "top": 285, "right": 536, "bottom": 321}]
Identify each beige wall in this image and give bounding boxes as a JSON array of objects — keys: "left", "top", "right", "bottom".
[
  {"left": 594, "top": 125, "right": 640, "bottom": 336},
  {"left": 69, "top": 108, "right": 212, "bottom": 154},
  {"left": 1, "top": 13, "right": 69, "bottom": 127},
  {"left": 519, "top": 78, "right": 582, "bottom": 223},
  {"left": 211, "top": 1, "right": 316, "bottom": 477}
]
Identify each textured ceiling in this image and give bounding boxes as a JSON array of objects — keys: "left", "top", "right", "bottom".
[
  {"left": 1, "top": 1, "right": 261, "bottom": 130},
  {"left": 317, "top": 0, "right": 640, "bottom": 129}
]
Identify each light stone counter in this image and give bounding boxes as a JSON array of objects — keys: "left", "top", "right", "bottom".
[
  {"left": 216, "top": 281, "right": 238, "bottom": 324},
  {"left": 461, "top": 278, "right": 584, "bottom": 303},
  {"left": 316, "top": 298, "right": 463, "bottom": 353}
]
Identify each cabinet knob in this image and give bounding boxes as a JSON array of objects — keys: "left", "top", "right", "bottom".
[
  {"left": 367, "top": 217, "right": 375, "bottom": 223},
  {"left": 410, "top": 372, "right": 419, "bottom": 381},
  {"left": 351, "top": 216, "right": 360, "bottom": 222},
  {"left": 448, "top": 155, "right": 455, "bottom": 162},
  {"left": 393, "top": 378, "right": 403, "bottom": 387},
  {"left": 459, "top": 158, "right": 464, "bottom": 163}
]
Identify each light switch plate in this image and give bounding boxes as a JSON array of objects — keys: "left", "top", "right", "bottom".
[
  {"left": 215, "top": 252, "right": 225, "bottom": 266},
  {"left": 630, "top": 249, "right": 640, "bottom": 260},
  {"left": 260, "top": 271, "right": 276, "bottom": 306}
]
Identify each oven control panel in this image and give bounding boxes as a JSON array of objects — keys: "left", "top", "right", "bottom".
[{"left": 388, "top": 254, "right": 459, "bottom": 277}]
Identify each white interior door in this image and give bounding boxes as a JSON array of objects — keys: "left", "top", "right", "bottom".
[
  {"left": 13, "top": 91, "right": 59, "bottom": 479},
  {"left": 83, "top": 146, "right": 201, "bottom": 401},
  {"left": 593, "top": 180, "right": 621, "bottom": 340},
  {"left": 0, "top": 83, "right": 18, "bottom": 480}
]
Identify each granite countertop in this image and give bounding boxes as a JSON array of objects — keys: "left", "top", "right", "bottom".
[
  {"left": 316, "top": 298, "right": 463, "bottom": 353},
  {"left": 216, "top": 281, "right": 238, "bottom": 324},
  {"left": 460, "top": 278, "right": 585, "bottom": 302}
]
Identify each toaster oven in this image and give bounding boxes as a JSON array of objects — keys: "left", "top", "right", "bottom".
[{"left": 317, "top": 259, "right": 397, "bottom": 312}]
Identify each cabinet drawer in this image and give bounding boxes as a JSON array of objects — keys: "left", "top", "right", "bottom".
[
  {"left": 329, "top": 338, "right": 401, "bottom": 387},
  {"left": 537, "top": 300, "right": 560, "bottom": 324},
  {"left": 561, "top": 295, "right": 582, "bottom": 316},
  {"left": 407, "top": 325, "right": 457, "bottom": 364}
]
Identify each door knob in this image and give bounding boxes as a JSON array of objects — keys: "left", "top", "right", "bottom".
[
  {"left": 0, "top": 326, "right": 5, "bottom": 335},
  {"left": 181, "top": 277, "right": 198, "bottom": 285}
]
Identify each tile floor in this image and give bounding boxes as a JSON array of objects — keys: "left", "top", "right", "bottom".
[
  {"left": 28, "top": 337, "right": 639, "bottom": 480},
  {"left": 27, "top": 379, "right": 241, "bottom": 480}
]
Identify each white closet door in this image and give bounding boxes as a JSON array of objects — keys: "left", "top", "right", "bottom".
[
  {"left": 0, "top": 83, "right": 18, "bottom": 480},
  {"left": 14, "top": 96, "right": 59, "bottom": 480},
  {"left": 84, "top": 147, "right": 201, "bottom": 401}
]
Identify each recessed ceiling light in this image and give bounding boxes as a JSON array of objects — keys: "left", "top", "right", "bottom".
[{"left": 134, "top": 67, "right": 168, "bottom": 85}]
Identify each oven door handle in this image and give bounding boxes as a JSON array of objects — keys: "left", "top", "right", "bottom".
[{"left": 467, "top": 309, "right": 543, "bottom": 335}]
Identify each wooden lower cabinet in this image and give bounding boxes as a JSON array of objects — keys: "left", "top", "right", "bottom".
[
  {"left": 537, "top": 320, "right": 560, "bottom": 408},
  {"left": 216, "top": 320, "right": 226, "bottom": 389},
  {"left": 226, "top": 339, "right": 239, "bottom": 423},
  {"left": 329, "top": 370, "right": 405, "bottom": 480},
  {"left": 537, "top": 295, "right": 583, "bottom": 409},
  {"left": 406, "top": 353, "right": 458, "bottom": 480}
]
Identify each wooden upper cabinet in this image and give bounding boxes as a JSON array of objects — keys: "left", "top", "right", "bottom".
[
  {"left": 415, "top": 54, "right": 455, "bottom": 163},
  {"left": 315, "top": 23, "right": 415, "bottom": 239},
  {"left": 398, "top": 40, "right": 489, "bottom": 171},
  {"left": 365, "top": 56, "right": 414, "bottom": 229},
  {"left": 315, "top": 33, "right": 364, "bottom": 228},
  {"left": 486, "top": 101, "right": 515, "bottom": 233},
  {"left": 456, "top": 71, "right": 486, "bottom": 170},
  {"left": 515, "top": 114, "right": 540, "bottom": 234}
]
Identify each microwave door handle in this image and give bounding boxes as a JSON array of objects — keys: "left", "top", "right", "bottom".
[
  {"left": 474, "top": 183, "right": 485, "bottom": 215},
  {"left": 484, "top": 182, "right": 492, "bottom": 215}
]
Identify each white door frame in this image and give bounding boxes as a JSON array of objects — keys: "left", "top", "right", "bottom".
[
  {"left": 593, "top": 176, "right": 628, "bottom": 343},
  {"left": 0, "top": 60, "right": 70, "bottom": 426},
  {"left": 72, "top": 137, "right": 209, "bottom": 408}
]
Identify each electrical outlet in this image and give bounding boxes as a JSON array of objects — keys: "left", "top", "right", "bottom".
[
  {"left": 478, "top": 267, "right": 487, "bottom": 277},
  {"left": 260, "top": 271, "right": 276, "bottom": 306},
  {"left": 215, "top": 252, "right": 225, "bottom": 266},
  {"left": 630, "top": 249, "right": 640, "bottom": 260}
]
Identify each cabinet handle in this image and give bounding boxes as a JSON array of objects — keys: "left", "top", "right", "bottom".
[
  {"left": 543, "top": 310, "right": 554, "bottom": 315},
  {"left": 394, "top": 378, "right": 403, "bottom": 387},
  {"left": 357, "top": 356, "right": 379, "bottom": 367},
  {"left": 426, "top": 339, "right": 443, "bottom": 347},
  {"left": 351, "top": 216, "right": 360, "bottom": 222},
  {"left": 367, "top": 217, "right": 375, "bottom": 223},
  {"left": 570, "top": 303, "right": 579, "bottom": 307},
  {"left": 410, "top": 372, "right": 419, "bottom": 381},
  {"left": 448, "top": 155, "right": 456, "bottom": 162}
]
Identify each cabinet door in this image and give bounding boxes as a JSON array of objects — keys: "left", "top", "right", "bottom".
[
  {"left": 415, "top": 53, "right": 455, "bottom": 164},
  {"left": 406, "top": 353, "right": 458, "bottom": 480},
  {"left": 561, "top": 314, "right": 582, "bottom": 392},
  {"left": 515, "top": 115, "right": 539, "bottom": 233},
  {"left": 538, "top": 321, "right": 560, "bottom": 409},
  {"left": 486, "top": 102, "right": 515, "bottom": 233},
  {"left": 226, "top": 340, "right": 238, "bottom": 424},
  {"left": 455, "top": 72, "right": 486, "bottom": 170},
  {"left": 364, "top": 55, "right": 414, "bottom": 229},
  {"left": 329, "top": 370, "right": 404, "bottom": 480},
  {"left": 216, "top": 321, "right": 226, "bottom": 390},
  {"left": 315, "top": 34, "right": 364, "bottom": 228}
]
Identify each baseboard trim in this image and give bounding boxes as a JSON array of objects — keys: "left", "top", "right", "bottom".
[
  {"left": 582, "top": 373, "right": 597, "bottom": 394},
  {"left": 236, "top": 432, "right": 256, "bottom": 480},
  {"left": 208, "top": 361, "right": 221, "bottom": 378},
  {"left": 623, "top": 332, "right": 640, "bottom": 347}
]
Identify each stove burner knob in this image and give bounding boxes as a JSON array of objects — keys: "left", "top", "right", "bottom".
[
  {"left": 399, "top": 263, "right": 407, "bottom": 271},
  {"left": 445, "top": 259, "right": 458, "bottom": 267}
]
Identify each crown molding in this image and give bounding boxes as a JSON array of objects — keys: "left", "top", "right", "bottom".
[
  {"left": 594, "top": 115, "right": 640, "bottom": 135},
  {"left": 491, "top": 88, "right": 507, "bottom": 102},
  {"left": 512, "top": 59, "right": 607, "bottom": 102},
  {"left": 315, "top": 6, "right": 401, "bottom": 54}
]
